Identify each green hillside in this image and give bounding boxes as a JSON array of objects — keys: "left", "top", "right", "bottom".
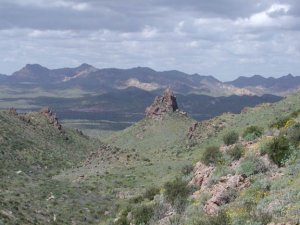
[
  {"left": 1, "top": 91, "right": 300, "bottom": 225},
  {"left": 106, "top": 91, "right": 300, "bottom": 225},
  {"left": 0, "top": 110, "right": 99, "bottom": 173},
  {"left": 106, "top": 112, "right": 195, "bottom": 151}
]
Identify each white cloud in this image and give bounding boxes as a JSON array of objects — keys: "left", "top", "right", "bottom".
[
  {"left": 141, "top": 26, "right": 158, "bottom": 39},
  {"left": 235, "top": 3, "right": 292, "bottom": 28},
  {"left": 267, "top": 3, "right": 290, "bottom": 15},
  {"left": 0, "top": 1, "right": 300, "bottom": 80},
  {"left": 5, "top": 0, "right": 90, "bottom": 11},
  {"left": 28, "top": 29, "right": 75, "bottom": 38}
]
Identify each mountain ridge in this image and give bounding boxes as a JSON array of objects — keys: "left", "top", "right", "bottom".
[{"left": 2, "top": 63, "right": 299, "bottom": 96}]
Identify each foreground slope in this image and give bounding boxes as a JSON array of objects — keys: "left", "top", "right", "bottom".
[
  {"left": 1, "top": 89, "right": 300, "bottom": 225},
  {"left": 107, "top": 91, "right": 300, "bottom": 225},
  {"left": 0, "top": 108, "right": 110, "bottom": 225}
]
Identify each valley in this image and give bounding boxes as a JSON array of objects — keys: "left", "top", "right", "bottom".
[{"left": 1, "top": 85, "right": 300, "bottom": 224}]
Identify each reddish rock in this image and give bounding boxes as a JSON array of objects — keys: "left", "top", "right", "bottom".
[{"left": 145, "top": 88, "right": 179, "bottom": 119}]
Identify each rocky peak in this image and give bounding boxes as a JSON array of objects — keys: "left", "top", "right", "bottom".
[
  {"left": 40, "top": 107, "right": 63, "bottom": 132},
  {"left": 145, "top": 88, "right": 179, "bottom": 119}
]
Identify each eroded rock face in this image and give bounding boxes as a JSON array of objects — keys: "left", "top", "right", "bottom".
[
  {"left": 40, "top": 107, "right": 63, "bottom": 131},
  {"left": 145, "top": 88, "right": 179, "bottom": 119},
  {"left": 189, "top": 162, "right": 250, "bottom": 215}
]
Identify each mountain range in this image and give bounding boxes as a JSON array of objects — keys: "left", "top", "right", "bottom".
[
  {"left": 0, "top": 64, "right": 298, "bottom": 131},
  {"left": 2, "top": 63, "right": 299, "bottom": 96}
]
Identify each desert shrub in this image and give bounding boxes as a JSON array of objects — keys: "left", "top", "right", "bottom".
[
  {"left": 260, "top": 139, "right": 272, "bottom": 155},
  {"left": 190, "top": 210, "right": 229, "bottom": 225},
  {"left": 208, "top": 165, "right": 233, "bottom": 187},
  {"left": 223, "top": 131, "right": 239, "bottom": 145},
  {"left": 237, "top": 158, "right": 267, "bottom": 177},
  {"left": 181, "top": 164, "right": 194, "bottom": 176},
  {"left": 115, "top": 205, "right": 131, "bottom": 225},
  {"left": 266, "top": 136, "right": 291, "bottom": 166},
  {"left": 219, "top": 188, "right": 237, "bottom": 204},
  {"left": 270, "top": 117, "right": 290, "bottom": 129},
  {"left": 227, "top": 144, "right": 244, "bottom": 160},
  {"left": 132, "top": 203, "right": 156, "bottom": 225},
  {"left": 129, "top": 195, "right": 143, "bottom": 204},
  {"left": 201, "top": 146, "right": 222, "bottom": 165},
  {"left": 287, "top": 122, "right": 300, "bottom": 147},
  {"left": 164, "top": 178, "right": 189, "bottom": 205},
  {"left": 143, "top": 186, "right": 160, "bottom": 200},
  {"left": 270, "top": 110, "right": 300, "bottom": 129},
  {"left": 242, "top": 126, "right": 263, "bottom": 141}
]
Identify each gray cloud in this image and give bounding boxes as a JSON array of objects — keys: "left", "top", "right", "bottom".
[{"left": 0, "top": 0, "right": 299, "bottom": 80}]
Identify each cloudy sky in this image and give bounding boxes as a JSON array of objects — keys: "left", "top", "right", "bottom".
[{"left": 0, "top": 0, "right": 299, "bottom": 80}]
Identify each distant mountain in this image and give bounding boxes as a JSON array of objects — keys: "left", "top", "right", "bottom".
[
  {"left": 227, "top": 74, "right": 300, "bottom": 95},
  {"left": 8, "top": 63, "right": 97, "bottom": 87},
  {"left": 2, "top": 64, "right": 300, "bottom": 96},
  {"left": 2, "top": 64, "right": 252, "bottom": 96}
]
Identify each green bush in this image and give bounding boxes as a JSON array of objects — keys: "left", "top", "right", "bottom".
[
  {"left": 181, "top": 164, "right": 194, "bottom": 176},
  {"left": 242, "top": 126, "right": 263, "bottom": 141},
  {"left": 143, "top": 186, "right": 160, "bottom": 200},
  {"left": 267, "top": 136, "right": 291, "bottom": 166},
  {"left": 132, "top": 203, "right": 155, "bottom": 225},
  {"left": 287, "top": 123, "right": 300, "bottom": 147},
  {"left": 227, "top": 144, "right": 244, "bottom": 160},
  {"left": 223, "top": 131, "right": 239, "bottom": 145},
  {"left": 190, "top": 210, "right": 229, "bottom": 225},
  {"left": 270, "top": 110, "right": 300, "bottom": 129},
  {"left": 201, "top": 146, "right": 222, "bottom": 165},
  {"left": 164, "top": 178, "right": 189, "bottom": 205},
  {"left": 237, "top": 158, "right": 267, "bottom": 177},
  {"left": 270, "top": 117, "right": 290, "bottom": 129}
]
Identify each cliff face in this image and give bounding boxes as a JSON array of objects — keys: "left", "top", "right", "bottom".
[{"left": 145, "top": 88, "right": 179, "bottom": 119}]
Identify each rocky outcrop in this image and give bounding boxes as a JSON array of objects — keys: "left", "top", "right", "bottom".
[
  {"left": 40, "top": 107, "right": 63, "bottom": 131},
  {"left": 145, "top": 88, "right": 180, "bottom": 119},
  {"left": 8, "top": 107, "right": 31, "bottom": 123},
  {"left": 187, "top": 122, "right": 199, "bottom": 139},
  {"left": 202, "top": 174, "right": 249, "bottom": 214},
  {"left": 189, "top": 162, "right": 250, "bottom": 215}
]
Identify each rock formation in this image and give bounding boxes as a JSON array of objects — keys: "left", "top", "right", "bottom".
[
  {"left": 40, "top": 107, "right": 63, "bottom": 131},
  {"left": 189, "top": 161, "right": 250, "bottom": 215},
  {"left": 145, "top": 88, "right": 179, "bottom": 119}
]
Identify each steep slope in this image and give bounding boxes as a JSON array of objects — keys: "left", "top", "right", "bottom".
[
  {"left": 105, "top": 88, "right": 196, "bottom": 151},
  {"left": 108, "top": 91, "right": 300, "bottom": 225},
  {"left": 0, "top": 108, "right": 99, "bottom": 172},
  {"left": 0, "top": 108, "right": 109, "bottom": 225}
]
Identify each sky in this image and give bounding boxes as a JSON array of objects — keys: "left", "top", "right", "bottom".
[{"left": 0, "top": 0, "right": 299, "bottom": 81}]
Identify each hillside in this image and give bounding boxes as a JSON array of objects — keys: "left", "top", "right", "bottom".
[
  {"left": 1, "top": 89, "right": 300, "bottom": 224},
  {"left": 100, "top": 90, "right": 300, "bottom": 224},
  {"left": 0, "top": 108, "right": 111, "bottom": 224}
]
